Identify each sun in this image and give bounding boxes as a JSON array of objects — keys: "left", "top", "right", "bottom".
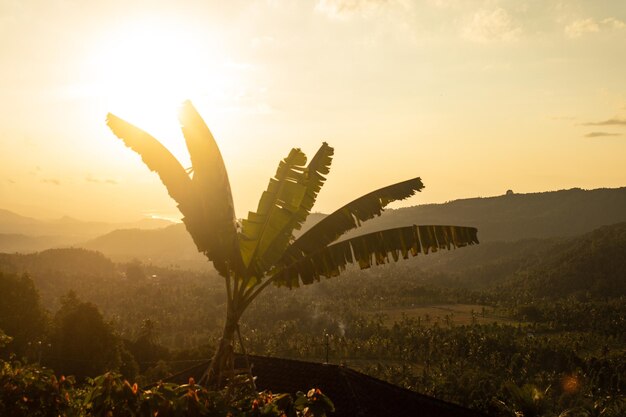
[{"left": 86, "top": 17, "right": 231, "bottom": 161}]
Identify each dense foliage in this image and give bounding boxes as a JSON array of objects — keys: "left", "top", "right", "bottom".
[
  {"left": 0, "top": 359, "right": 334, "bottom": 417},
  {"left": 1, "top": 223, "right": 625, "bottom": 415}
]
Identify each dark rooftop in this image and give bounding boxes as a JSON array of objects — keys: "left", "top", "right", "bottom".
[{"left": 166, "top": 355, "right": 484, "bottom": 417}]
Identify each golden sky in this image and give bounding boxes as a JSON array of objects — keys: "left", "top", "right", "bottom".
[{"left": 1, "top": 0, "right": 625, "bottom": 222}]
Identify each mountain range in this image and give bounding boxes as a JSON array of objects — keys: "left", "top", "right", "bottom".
[
  {"left": 0, "top": 209, "right": 173, "bottom": 253},
  {"left": 2, "top": 186, "right": 626, "bottom": 268}
]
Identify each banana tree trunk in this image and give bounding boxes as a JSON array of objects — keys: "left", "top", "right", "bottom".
[
  {"left": 200, "top": 272, "right": 260, "bottom": 389},
  {"left": 201, "top": 311, "right": 238, "bottom": 387}
]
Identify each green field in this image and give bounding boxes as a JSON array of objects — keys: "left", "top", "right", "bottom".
[{"left": 372, "top": 304, "right": 519, "bottom": 327}]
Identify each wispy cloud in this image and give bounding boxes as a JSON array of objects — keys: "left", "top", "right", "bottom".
[
  {"left": 584, "top": 132, "right": 622, "bottom": 138},
  {"left": 565, "top": 18, "right": 599, "bottom": 38},
  {"left": 462, "top": 8, "right": 521, "bottom": 42},
  {"left": 583, "top": 118, "right": 626, "bottom": 126},
  {"left": 315, "top": 0, "right": 410, "bottom": 19},
  {"left": 425, "top": 0, "right": 456, "bottom": 9},
  {"left": 85, "top": 175, "right": 118, "bottom": 185},
  {"left": 565, "top": 17, "right": 626, "bottom": 38},
  {"left": 603, "top": 17, "right": 626, "bottom": 30}
]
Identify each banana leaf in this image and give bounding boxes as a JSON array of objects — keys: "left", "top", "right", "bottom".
[
  {"left": 280, "top": 177, "right": 424, "bottom": 264},
  {"left": 179, "top": 101, "right": 242, "bottom": 274},
  {"left": 106, "top": 113, "right": 193, "bottom": 211},
  {"left": 239, "top": 143, "right": 334, "bottom": 278},
  {"left": 273, "top": 224, "right": 478, "bottom": 288}
]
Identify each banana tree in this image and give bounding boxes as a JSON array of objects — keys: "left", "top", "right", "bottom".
[{"left": 106, "top": 101, "right": 479, "bottom": 386}]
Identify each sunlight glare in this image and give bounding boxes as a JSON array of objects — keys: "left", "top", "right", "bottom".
[{"left": 88, "top": 18, "right": 232, "bottom": 163}]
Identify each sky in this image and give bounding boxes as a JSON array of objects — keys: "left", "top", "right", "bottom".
[{"left": 1, "top": 0, "right": 625, "bottom": 222}]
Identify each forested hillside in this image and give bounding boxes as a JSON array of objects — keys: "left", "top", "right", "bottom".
[
  {"left": 403, "top": 222, "right": 626, "bottom": 301},
  {"left": 0, "top": 208, "right": 173, "bottom": 253},
  {"left": 495, "top": 222, "right": 626, "bottom": 301},
  {"left": 1, "top": 220, "right": 625, "bottom": 415},
  {"left": 2, "top": 223, "right": 625, "bottom": 333},
  {"left": 84, "top": 187, "right": 626, "bottom": 266},
  {"left": 349, "top": 187, "right": 626, "bottom": 241},
  {"left": 3, "top": 187, "right": 626, "bottom": 266}
]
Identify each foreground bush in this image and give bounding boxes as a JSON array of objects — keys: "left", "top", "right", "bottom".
[
  {"left": 0, "top": 359, "right": 75, "bottom": 417},
  {"left": 0, "top": 359, "right": 334, "bottom": 417}
]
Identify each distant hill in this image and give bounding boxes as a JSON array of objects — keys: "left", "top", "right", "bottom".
[
  {"left": 80, "top": 213, "right": 329, "bottom": 269},
  {"left": 398, "top": 221, "right": 626, "bottom": 301},
  {"left": 0, "top": 247, "right": 116, "bottom": 277},
  {"left": 0, "top": 209, "right": 36, "bottom": 225},
  {"left": 348, "top": 187, "right": 626, "bottom": 242},
  {"left": 400, "top": 237, "right": 563, "bottom": 289},
  {"left": 495, "top": 222, "right": 626, "bottom": 301},
  {"left": 3, "top": 187, "right": 626, "bottom": 267},
  {"left": 81, "top": 224, "right": 207, "bottom": 269},
  {"left": 0, "top": 208, "right": 174, "bottom": 253},
  {"left": 83, "top": 186, "right": 626, "bottom": 267},
  {"left": 0, "top": 233, "right": 70, "bottom": 253},
  {"left": 0, "top": 248, "right": 118, "bottom": 308}
]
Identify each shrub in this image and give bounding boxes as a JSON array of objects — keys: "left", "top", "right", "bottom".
[{"left": 0, "top": 359, "right": 334, "bottom": 417}]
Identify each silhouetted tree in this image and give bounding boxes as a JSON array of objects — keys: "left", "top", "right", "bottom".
[
  {"left": 0, "top": 272, "right": 47, "bottom": 359},
  {"left": 106, "top": 100, "right": 478, "bottom": 386},
  {"left": 48, "top": 292, "right": 121, "bottom": 379},
  {"left": 130, "top": 319, "right": 169, "bottom": 373}
]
